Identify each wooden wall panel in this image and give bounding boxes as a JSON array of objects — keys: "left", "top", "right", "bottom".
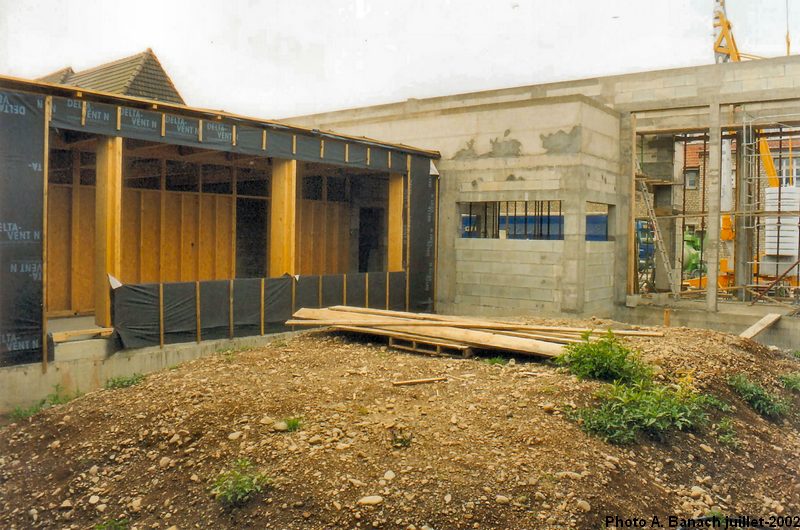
[
  {"left": 199, "top": 195, "right": 217, "bottom": 280},
  {"left": 47, "top": 186, "right": 72, "bottom": 312},
  {"left": 121, "top": 189, "right": 141, "bottom": 284},
  {"left": 180, "top": 194, "right": 198, "bottom": 281},
  {"left": 162, "top": 193, "right": 182, "bottom": 282},
  {"left": 139, "top": 190, "right": 160, "bottom": 282},
  {"left": 295, "top": 200, "right": 351, "bottom": 275},
  {"left": 75, "top": 187, "right": 95, "bottom": 312},
  {"left": 215, "top": 196, "right": 233, "bottom": 278}
]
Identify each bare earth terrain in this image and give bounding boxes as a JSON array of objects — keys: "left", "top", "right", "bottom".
[{"left": 1, "top": 319, "right": 799, "bottom": 529}]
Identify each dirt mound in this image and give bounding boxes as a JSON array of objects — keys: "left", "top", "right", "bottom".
[{"left": 1, "top": 324, "right": 799, "bottom": 529}]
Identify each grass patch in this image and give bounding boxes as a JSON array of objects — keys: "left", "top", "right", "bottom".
[
  {"left": 712, "top": 418, "right": 739, "bottom": 448},
  {"left": 94, "top": 519, "right": 130, "bottom": 530},
  {"left": 9, "top": 384, "right": 79, "bottom": 421},
  {"left": 211, "top": 458, "right": 269, "bottom": 508},
  {"left": 284, "top": 417, "right": 302, "bottom": 432},
  {"left": 572, "top": 382, "right": 708, "bottom": 445},
  {"left": 727, "top": 374, "right": 789, "bottom": 419},
  {"left": 780, "top": 372, "right": 800, "bottom": 393},
  {"left": 792, "top": 351, "right": 800, "bottom": 361},
  {"left": 105, "top": 373, "right": 144, "bottom": 389},
  {"left": 484, "top": 356, "right": 508, "bottom": 366}
]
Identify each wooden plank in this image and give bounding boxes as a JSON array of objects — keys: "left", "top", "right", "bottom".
[
  {"left": 387, "top": 173, "right": 404, "bottom": 271},
  {"left": 140, "top": 190, "right": 161, "bottom": 282},
  {"left": 294, "top": 307, "right": 563, "bottom": 357},
  {"left": 330, "top": 325, "right": 471, "bottom": 350},
  {"left": 162, "top": 193, "right": 181, "bottom": 282},
  {"left": 120, "top": 189, "right": 141, "bottom": 283},
  {"left": 75, "top": 186, "right": 95, "bottom": 312},
  {"left": 46, "top": 185, "right": 72, "bottom": 312},
  {"left": 51, "top": 328, "right": 114, "bottom": 343},
  {"left": 739, "top": 313, "right": 782, "bottom": 339},
  {"left": 269, "top": 159, "right": 298, "bottom": 276},
  {"left": 392, "top": 377, "right": 447, "bottom": 387},
  {"left": 322, "top": 306, "right": 664, "bottom": 337},
  {"left": 95, "top": 136, "right": 123, "bottom": 327},
  {"left": 69, "top": 149, "right": 81, "bottom": 312}
]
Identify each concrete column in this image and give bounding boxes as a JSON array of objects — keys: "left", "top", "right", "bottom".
[
  {"left": 615, "top": 113, "right": 635, "bottom": 304},
  {"left": 562, "top": 167, "right": 588, "bottom": 313},
  {"left": 734, "top": 131, "right": 752, "bottom": 300},
  {"left": 95, "top": 136, "right": 123, "bottom": 327},
  {"left": 705, "top": 104, "right": 722, "bottom": 312}
]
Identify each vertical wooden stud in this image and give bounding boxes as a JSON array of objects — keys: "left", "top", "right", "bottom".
[
  {"left": 405, "top": 157, "right": 412, "bottom": 311},
  {"left": 159, "top": 283, "right": 165, "bottom": 348},
  {"left": 345, "top": 144, "right": 349, "bottom": 163},
  {"left": 198, "top": 119, "right": 203, "bottom": 142},
  {"left": 292, "top": 135, "right": 297, "bottom": 155},
  {"left": 365, "top": 272, "right": 369, "bottom": 308},
  {"left": 95, "top": 136, "right": 123, "bottom": 327},
  {"left": 115, "top": 107, "right": 121, "bottom": 130},
  {"left": 318, "top": 275, "right": 323, "bottom": 307},
  {"left": 42, "top": 97, "right": 52, "bottom": 371},
  {"left": 159, "top": 159, "right": 166, "bottom": 282},
  {"left": 269, "top": 159, "right": 299, "bottom": 276},
  {"left": 261, "top": 130, "right": 267, "bottom": 150},
  {"left": 387, "top": 173, "right": 404, "bottom": 271},
  {"left": 160, "top": 113, "right": 166, "bottom": 136},
  {"left": 231, "top": 165, "right": 237, "bottom": 278},
  {"left": 343, "top": 273, "right": 347, "bottom": 305},
  {"left": 433, "top": 175, "right": 439, "bottom": 312},
  {"left": 70, "top": 148, "right": 81, "bottom": 312},
  {"left": 228, "top": 279, "right": 234, "bottom": 339},
  {"left": 80, "top": 101, "right": 86, "bottom": 126},
  {"left": 385, "top": 271, "right": 390, "bottom": 310},
  {"left": 260, "top": 277, "right": 265, "bottom": 335}
]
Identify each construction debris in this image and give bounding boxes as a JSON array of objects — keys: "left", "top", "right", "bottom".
[
  {"left": 739, "top": 313, "right": 782, "bottom": 339},
  {"left": 391, "top": 376, "right": 448, "bottom": 386},
  {"left": 288, "top": 306, "right": 664, "bottom": 358}
]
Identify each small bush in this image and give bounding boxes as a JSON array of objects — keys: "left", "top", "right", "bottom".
[
  {"left": 94, "top": 519, "right": 130, "bottom": 530},
  {"left": 211, "top": 458, "right": 269, "bottom": 507},
  {"left": 105, "top": 373, "right": 145, "bottom": 389},
  {"left": 727, "top": 374, "right": 789, "bottom": 419},
  {"left": 792, "top": 351, "right": 800, "bottom": 360},
  {"left": 573, "top": 382, "right": 708, "bottom": 444},
  {"left": 780, "top": 372, "right": 800, "bottom": 393},
  {"left": 712, "top": 418, "right": 739, "bottom": 448},
  {"left": 556, "top": 332, "right": 652, "bottom": 384},
  {"left": 285, "top": 417, "right": 301, "bottom": 432},
  {"left": 484, "top": 356, "right": 508, "bottom": 366},
  {"left": 9, "top": 384, "right": 79, "bottom": 421}
]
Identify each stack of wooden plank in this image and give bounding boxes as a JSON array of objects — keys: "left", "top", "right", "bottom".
[{"left": 287, "top": 306, "right": 663, "bottom": 359}]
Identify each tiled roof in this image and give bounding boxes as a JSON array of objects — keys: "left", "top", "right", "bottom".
[{"left": 36, "top": 49, "right": 184, "bottom": 105}]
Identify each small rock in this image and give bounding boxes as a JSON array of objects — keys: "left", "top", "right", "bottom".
[
  {"left": 89, "top": 495, "right": 100, "bottom": 505},
  {"left": 309, "top": 435, "right": 323, "bottom": 444},
  {"left": 96, "top": 504, "right": 106, "bottom": 513},
  {"left": 228, "top": 431, "right": 242, "bottom": 441},
  {"left": 159, "top": 456, "right": 172, "bottom": 468},
  {"left": 384, "top": 470, "right": 396, "bottom": 481},
  {"left": 444, "top": 494, "right": 452, "bottom": 503},
  {"left": 190, "top": 474, "right": 200, "bottom": 482},
  {"left": 89, "top": 465, "right": 99, "bottom": 476},
  {"left": 273, "top": 421, "right": 289, "bottom": 432},
  {"left": 576, "top": 499, "right": 591, "bottom": 512},
  {"left": 542, "top": 403, "right": 556, "bottom": 414},
  {"left": 49, "top": 440, "right": 61, "bottom": 449},
  {"left": 59, "top": 499, "right": 73, "bottom": 509},
  {"left": 699, "top": 443, "right": 714, "bottom": 454},
  {"left": 690, "top": 486, "right": 705, "bottom": 499},
  {"left": 496, "top": 495, "right": 510, "bottom": 504},
  {"left": 358, "top": 496, "right": 384, "bottom": 506}
]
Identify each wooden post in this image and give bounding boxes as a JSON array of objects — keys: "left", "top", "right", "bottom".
[
  {"left": 269, "top": 159, "right": 299, "bottom": 276},
  {"left": 70, "top": 149, "right": 81, "bottom": 313},
  {"left": 343, "top": 273, "right": 347, "bottom": 305},
  {"left": 95, "top": 136, "right": 123, "bottom": 327},
  {"left": 405, "top": 157, "right": 412, "bottom": 311},
  {"left": 385, "top": 270, "right": 390, "bottom": 310},
  {"left": 388, "top": 172, "right": 404, "bottom": 271},
  {"left": 260, "top": 278, "right": 265, "bottom": 335},
  {"left": 195, "top": 281, "right": 201, "bottom": 343},
  {"left": 229, "top": 279, "right": 234, "bottom": 338},
  {"left": 158, "top": 283, "right": 164, "bottom": 348},
  {"left": 365, "top": 272, "right": 369, "bottom": 308},
  {"left": 663, "top": 308, "right": 671, "bottom": 327},
  {"left": 42, "top": 97, "right": 51, "bottom": 372}
]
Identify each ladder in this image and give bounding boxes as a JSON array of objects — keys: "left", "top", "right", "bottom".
[{"left": 637, "top": 180, "right": 679, "bottom": 296}]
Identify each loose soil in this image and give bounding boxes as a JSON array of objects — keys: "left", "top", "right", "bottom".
[{"left": 1, "top": 320, "right": 799, "bottom": 529}]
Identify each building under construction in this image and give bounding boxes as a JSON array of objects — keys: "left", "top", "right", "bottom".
[{"left": 3, "top": 38, "right": 800, "bottom": 410}]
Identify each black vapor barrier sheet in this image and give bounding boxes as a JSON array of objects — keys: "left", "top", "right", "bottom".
[
  {"left": 201, "top": 281, "right": 230, "bottom": 340},
  {"left": 295, "top": 275, "right": 320, "bottom": 310},
  {"left": 163, "top": 282, "right": 196, "bottom": 345},
  {"left": 367, "top": 272, "right": 386, "bottom": 310},
  {"left": 113, "top": 284, "right": 160, "bottom": 349},
  {"left": 233, "top": 278, "right": 261, "bottom": 338},
  {"left": 0, "top": 92, "right": 45, "bottom": 366},
  {"left": 265, "top": 276, "right": 293, "bottom": 334},
  {"left": 321, "top": 275, "right": 344, "bottom": 308},
  {"left": 388, "top": 271, "right": 406, "bottom": 311},
  {"left": 346, "top": 273, "right": 367, "bottom": 308},
  {"left": 408, "top": 156, "right": 436, "bottom": 312}
]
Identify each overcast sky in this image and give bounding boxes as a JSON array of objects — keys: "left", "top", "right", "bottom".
[{"left": 0, "top": 0, "right": 797, "bottom": 119}]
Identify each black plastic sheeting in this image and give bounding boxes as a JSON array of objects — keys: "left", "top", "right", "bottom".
[
  {"left": 321, "top": 275, "right": 344, "bottom": 307},
  {"left": 233, "top": 278, "right": 261, "bottom": 338},
  {"left": 388, "top": 271, "right": 406, "bottom": 311},
  {"left": 112, "top": 284, "right": 160, "bottom": 349},
  {"left": 408, "top": 156, "right": 436, "bottom": 312},
  {"left": 265, "top": 276, "right": 292, "bottom": 334},
  {"left": 163, "top": 282, "right": 197, "bottom": 345},
  {"left": 367, "top": 272, "right": 387, "bottom": 310},
  {"left": 345, "top": 273, "right": 367, "bottom": 308},
  {"left": 295, "top": 276, "right": 320, "bottom": 310},
  {"left": 200, "top": 280, "right": 230, "bottom": 341},
  {"left": 0, "top": 91, "right": 46, "bottom": 366}
]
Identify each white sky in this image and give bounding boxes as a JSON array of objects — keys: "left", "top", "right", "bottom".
[{"left": 0, "top": 0, "right": 797, "bottom": 119}]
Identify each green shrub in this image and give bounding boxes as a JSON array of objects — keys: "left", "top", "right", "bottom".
[
  {"left": 727, "top": 374, "right": 789, "bottom": 419},
  {"left": 573, "top": 382, "right": 708, "bottom": 444},
  {"left": 105, "top": 373, "right": 145, "bottom": 389},
  {"left": 780, "top": 372, "right": 800, "bottom": 393},
  {"left": 712, "top": 418, "right": 739, "bottom": 448},
  {"left": 94, "top": 519, "right": 130, "bottom": 530},
  {"left": 211, "top": 458, "right": 269, "bottom": 507},
  {"left": 484, "top": 356, "right": 508, "bottom": 366},
  {"left": 792, "top": 351, "right": 800, "bottom": 361},
  {"left": 9, "top": 384, "right": 79, "bottom": 421},
  {"left": 556, "top": 332, "right": 651, "bottom": 384}
]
